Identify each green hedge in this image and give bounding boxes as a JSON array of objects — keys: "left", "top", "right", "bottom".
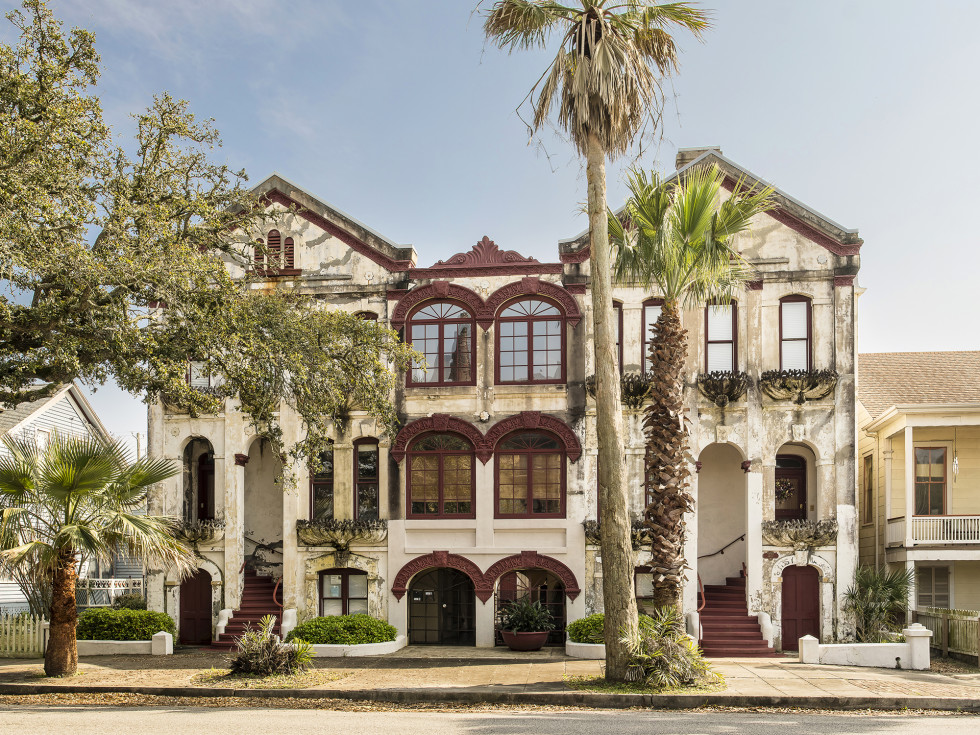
[
  {"left": 286, "top": 614, "right": 396, "bottom": 645},
  {"left": 566, "top": 613, "right": 656, "bottom": 644},
  {"left": 76, "top": 608, "right": 176, "bottom": 641}
]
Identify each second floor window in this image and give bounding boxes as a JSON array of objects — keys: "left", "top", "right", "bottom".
[
  {"left": 497, "top": 298, "right": 564, "bottom": 384},
  {"left": 310, "top": 446, "right": 334, "bottom": 522},
  {"left": 914, "top": 447, "right": 946, "bottom": 516},
  {"left": 255, "top": 229, "right": 295, "bottom": 271},
  {"left": 705, "top": 302, "right": 737, "bottom": 372},
  {"left": 407, "top": 433, "right": 475, "bottom": 518},
  {"left": 495, "top": 431, "right": 565, "bottom": 518},
  {"left": 355, "top": 438, "right": 380, "bottom": 520},
  {"left": 408, "top": 302, "right": 475, "bottom": 385},
  {"left": 780, "top": 295, "right": 811, "bottom": 370},
  {"left": 642, "top": 299, "right": 663, "bottom": 373}
]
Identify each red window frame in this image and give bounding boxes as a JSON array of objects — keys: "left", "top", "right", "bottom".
[
  {"left": 494, "top": 430, "right": 566, "bottom": 519},
  {"left": 914, "top": 446, "right": 947, "bottom": 516},
  {"left": 406, "top": 433, "right": 476, "bottom": 519},
  {"left": 310, "top": 445, "right": 334, "bottom": 522},
  {"left": 704, "top": 300, "right": 738, "bottom": 372},
  {"left": 318, "top": 568, "right": 368, "bottom": 616},
  {"left": 354, "top": 438, "right": 380, "bottom": 521},
  {"left": 779, "top": 295, "right": 812, "bottom": 371},
  {"left": 495, "top": 297, "right": 566, "bottom": 385},
  {"left": 642, "top": 298, "right": 664, "bottom": 374},
  {"left": 252, "top": 229, "right": 301, "bottom": 276},
  {"left": 406, "top": 301, "right": 477, "bottom": 387}
]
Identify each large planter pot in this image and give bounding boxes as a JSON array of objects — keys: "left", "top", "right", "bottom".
[{"left": 500, "top": 630, "right": 550, "bottom": 651}]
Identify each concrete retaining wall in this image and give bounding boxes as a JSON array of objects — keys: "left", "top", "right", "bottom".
[
  {"left": 566, "top": 640, "right": 605, "bottom": 659},
  {"left": 798, "top": 624, "right": 931, "bottom": 670},
  {"left": 306, "top": 635, "right": 407, "bottom": 658},
  {"left": 76, "top": 632, "right": 173, "bottom": 656}
]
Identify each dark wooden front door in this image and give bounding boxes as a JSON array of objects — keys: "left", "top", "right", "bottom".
[
  {"left": 775, "top": 455, "right": 807, "bottom": 520},
  {"left": 781, "top": 565, "right": 819, "bottom": 650},
  {"left": 408, "top": 568, "right": 475, "bottom": 645},
  {"left": 179, "top": 569, "right": 212, "bottom": 645}
]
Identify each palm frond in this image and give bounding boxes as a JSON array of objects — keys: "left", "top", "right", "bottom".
[{"left": 483, "top": 0, "right": 575, "bottom": 51}]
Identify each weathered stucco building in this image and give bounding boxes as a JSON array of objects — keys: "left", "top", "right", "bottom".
[{"left": 147, "top": 147, "right": 862, "bottom": 653}]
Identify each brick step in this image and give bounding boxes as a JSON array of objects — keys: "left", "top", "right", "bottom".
[
  {"left": 725, "top": 577, "right": 746, "bottom": 587},
  {"left": 700, "top": 640, "right": 773, "bottom": 651},
  {"left": 702, "top": 599, "right": 747, "bottom": 607},
  {"left": 701, "top": 630, "right": 765, "bottom": 639},
  {"left": 703, "top": 585, "right": 745, "bottom": 594},
  {"left": 701, "top": 649, "right": 778, "bottom": 658},
  {"left": 700, "top": 610, "right": 753, "bottom": 618}
]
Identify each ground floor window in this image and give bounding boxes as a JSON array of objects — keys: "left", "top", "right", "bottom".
[
  {"left": 916, "top": 566, "right": 950, "bottom": 609},
  {"left": 319, "top": 568, "right": 368, "bottom": 616},
  {"left": 634, "top": 566, "right": 656, "bottom": 616}
]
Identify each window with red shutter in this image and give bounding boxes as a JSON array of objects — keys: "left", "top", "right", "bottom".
[
  {"left": 267, "top": 230, "right": 282, "bottom": 266},
  {"left": 283, "top": 236, "right": 295, "bottom": 269}
]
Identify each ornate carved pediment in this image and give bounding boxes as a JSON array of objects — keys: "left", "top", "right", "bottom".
[
  {"left": 433, "top": 236, "right": 539, "bottom": 268},
  {"left": 759, "top": 369, "right": 839, "bottom": 404},
  {"left": 761, "top": 519, "right": 838, "bottom": 549},
  {"left": 697, "top": 371, "right": 751, "bottom": 407}
]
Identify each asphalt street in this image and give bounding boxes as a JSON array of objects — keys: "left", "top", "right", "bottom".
[{"left": 1, "top": 708, "right": 978, "bottom": 735}]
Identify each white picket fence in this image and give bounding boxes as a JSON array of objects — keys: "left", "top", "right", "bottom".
[{"left": 0, "top": 614, "right": 46, "bottom": 658}]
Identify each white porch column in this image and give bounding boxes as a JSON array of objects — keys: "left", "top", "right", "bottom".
[
  {"left": 281, "top": 461, "right": 306, "bottom": 611},
  {"left": 683, "top": 466, "right": 699, "bottom": 615},
  {"left": 475, "top": 594, "right": 496, "bottom": 648},
  {"left": 905, "top": 428, "right": 915, "bottom": 547},
  {"left": 224, "top": 453, "right": 247, "bottom": 609},
  {"left": 745, "top": 467, "right": 764, "bottom": 613}
]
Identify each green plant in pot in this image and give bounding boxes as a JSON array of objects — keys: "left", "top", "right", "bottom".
[{"left": 497, "top": 597, "right": 555, "bottom": 651}]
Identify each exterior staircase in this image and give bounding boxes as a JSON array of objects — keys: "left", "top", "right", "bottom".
[
  {"left": 699, "top": 574, "right": 777, "bottom": 658},
  {"left": 211, "top": 569, "right": 283, "bottom": 649}
]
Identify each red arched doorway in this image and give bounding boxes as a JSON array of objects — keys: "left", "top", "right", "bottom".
[
  {"left": 495, "top": 569, "right": 566, "bottom": 646},
  {"left": 781, "top": 565, "right": 819, "bottom": 650},
  {"left": 179, "top": 569, "right": 213, "bottom": 645}
]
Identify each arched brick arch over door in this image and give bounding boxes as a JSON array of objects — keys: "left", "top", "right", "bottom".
[
  {"left": 484, "top": 551, "right": 581, "bottom": 600},
  {"left": 391, "top": 551, "right": 493, "bottom": 603},
  {"left": 391, "top": 414, "right": 487, "bottom": 463},
  {"left": 484, "top": 412, "right": 582, "bottom": 462}
]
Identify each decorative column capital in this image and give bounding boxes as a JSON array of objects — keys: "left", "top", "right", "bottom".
[{"left": 234, "top": 453, "right": 249, "bottom": 467}]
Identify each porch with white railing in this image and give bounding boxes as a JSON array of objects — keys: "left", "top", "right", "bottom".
[
  {"left": 886, "top": 515, "right": 980, "bottom": 546},
  {"left": 75, "top": 578, "right": 145, "bottom": 608}
]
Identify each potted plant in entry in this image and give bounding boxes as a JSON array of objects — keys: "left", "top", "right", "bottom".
[{"left": 498, "top": 597, "right": 555, "bottom": 651}]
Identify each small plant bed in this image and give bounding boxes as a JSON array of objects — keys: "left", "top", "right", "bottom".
[
  {"left": 286, "top": 614, "right": 396, "bottom": 645},
  {"left": 76, "top": 608, "right": 176, "bottom": 641},
  {"left": 563, "top": 673, "right": 725, "bottom": 695},
  {"left": 191, "top": 667, "right": 346, "bottom": 690}
]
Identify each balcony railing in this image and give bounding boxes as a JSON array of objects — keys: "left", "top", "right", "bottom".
[{"left": 887, "top": 515, "right": 980, "bottom": 546}]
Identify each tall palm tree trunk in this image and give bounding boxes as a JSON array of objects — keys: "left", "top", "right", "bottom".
[
  {"left": 586, "top": 134, "right": 638, "bottom": 680},
  {"left": 643, "top": 302, "right": 695, "bottom": 610},
  {"left": 45, "top": 549, "right": 79, "bottom": 676}
]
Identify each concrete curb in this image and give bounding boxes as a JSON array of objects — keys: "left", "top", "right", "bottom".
[{"left": 1, "top": 683, "right": 979, "bottom": 712}]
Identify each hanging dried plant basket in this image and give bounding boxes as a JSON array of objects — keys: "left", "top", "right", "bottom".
[
  {"left": 175, "top": 519, "right": 226, "bottom": 544},
  {"left": 296, "top": 518, "right": 388, "bottom": 548},
  {"left": 759, "top": 369, "right": 839, "bottom": 405},
  {"left": 761, "top": 519, "right": 838, "bottom": 548},
  {"left": 584, "top": 372, "right": 653, "bottom": 409},
  {"left": 697, "top": 371, "right": 751, "bottom": 407}
]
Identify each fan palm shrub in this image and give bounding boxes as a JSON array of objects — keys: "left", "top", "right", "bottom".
[
  {"left": 483, "top": 0, "right": 709, "bottom": 680},
  {"left": 0, "top": 434, "right": 195, "bottom": 676},
  {"left": 843, "top": 565, "right": 914, "bottom": 642},
  {"left": 612, "top": 165, "right": 773, "bottom": 608},
  {"left": 620, "top": 605, "right": 714, "bottom": 688}
]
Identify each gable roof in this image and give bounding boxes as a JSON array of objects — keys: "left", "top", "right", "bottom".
[
  {"left": 559, "top": 147, "right": 863, "bottom": 260},
  {"left": 250, "top": 174, "right": 417, "bottom": 272},
  {"left": 0, "top": 383, "right": 111, "bottom": 441},
  {"left": 858, "top": 351, "right": 980, "bottom": 420}
]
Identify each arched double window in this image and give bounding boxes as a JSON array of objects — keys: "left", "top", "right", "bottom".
[
  {"left": 407, "top": 433, "right": 475, "bottom": 519},
  {"left": 407, "top": 301, "right": 476, "bottom": 386},
  {"left": 495, "top": 431, "right": 565, "bottom": 518},
  {"left": 496, "top": 298, "right": 565, "bottom": 384}
]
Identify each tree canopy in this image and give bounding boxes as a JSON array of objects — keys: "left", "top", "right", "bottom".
[{"left": 0, "top": 1, "right": 416, "bottom": 465}]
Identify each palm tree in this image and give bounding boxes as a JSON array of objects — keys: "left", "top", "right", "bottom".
[
  {"left": 483, "top": 0, "right": 709, "bottom": 681},
  {"left": 611, "top": 164, "right": 772, "bottom": 609},
  {"left": 0, "top": 434, "right": 195, "bottom": 676}
]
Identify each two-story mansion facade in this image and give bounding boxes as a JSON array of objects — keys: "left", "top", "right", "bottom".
[{"left": 147, "top": 147, "right": 861, "bottom": 652}]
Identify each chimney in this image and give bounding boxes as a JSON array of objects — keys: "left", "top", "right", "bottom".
[{"left": 675, "top": 146, "right": 723, "bottom": 171}]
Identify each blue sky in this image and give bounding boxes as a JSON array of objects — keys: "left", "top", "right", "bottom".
[{"left": 6, "top": 1, "right": 979, "bottom": 447}]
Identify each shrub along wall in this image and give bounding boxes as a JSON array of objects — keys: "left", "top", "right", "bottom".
[
  {"left": 76, "top": 608, "right": 177, "bottom": 641},
  {"left": 285, "top": 614, "right": 396, "bottom": 645}
]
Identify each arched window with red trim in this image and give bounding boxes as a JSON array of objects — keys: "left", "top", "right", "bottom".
[
  {"left": 495, "top": 431, "right": 565, "bottom": 518},
  {"left": 407, "top": 301, "right": 476, "bottom": 386},
  {"left": 407, "top": 433, "right": 475, "bottom": 519},
  {"left": 496, "top": 298, "right": 565, "bottom": 384}
]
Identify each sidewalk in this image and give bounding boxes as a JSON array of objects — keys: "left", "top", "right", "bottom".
[{"left": 2, "top": 646, "right": 980, "bottom": 710}]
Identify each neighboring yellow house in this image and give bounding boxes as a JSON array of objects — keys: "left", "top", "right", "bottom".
[{"left": 858, "top": 352, "right": 980, "bottom": 612}]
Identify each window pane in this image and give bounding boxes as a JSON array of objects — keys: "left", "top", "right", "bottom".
[
  {"left": 635, "top": 573, "right": 654, "bottom": 598},
  {"left": 444, "top": 324, "right": 472, "bottom": 382},
  {"left": 348, "top": 598, "right": 369, "bottom": 615},
  {"left": 706, "top": 306, "right": 733, "bottom": 341},
  {"left": 349, "top": 574, "right": 368, "bottom": 598},
  {"left": 357, "top": 485, "right": 379, "bottom": 520},
  {"left": 312, "top": 483, "right": 333, "bottom": 522},
  {"left": 781, "top": 301, "right": 807, "bottom": 339},
  {"left": 706, "top": 342, "right": 734, "bottom": 373},
  {"left": 643, "top": 304, "right": 662, "bottom": 372},
  {"left": 781, "top": 340, "right": 808, "bottom": 370},
  {"left": 322, "top": 598, "right": 343, "bottom": 615},
  {"left": 358, "top": 444, "right": 378, "bottom": 479}
]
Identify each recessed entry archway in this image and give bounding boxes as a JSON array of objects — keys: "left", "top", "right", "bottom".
[
  {"left": 407, "top": 568, "right": 476, "bottom": 645},
  {"left": 696, "top": 443, "right": 747, "bottom": 586},
  {"left": 244, "top": 437, "right": 283, "bottom": 574},
  {"left": 182, "top": 437, "right": 215, "bottom": 523}
]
